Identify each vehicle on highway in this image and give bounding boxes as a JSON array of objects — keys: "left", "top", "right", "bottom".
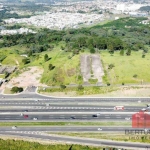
[
  {"left": 96, "top": 113, "right": 101, "bottom": 116},
  {"left": 125, "top": 117, "right": 130, "bottom": 120},
  {"left": 12, "top": 126, "right": 17, "bottom": 129},
  {"left": 33, "top": 117, "right": 38, "bottom": 120},
  {"left": 98, "top": 128, "right": 102, "bottom": 131},
  {"left": 34, "top": 100, "right": 39, "bottom": 102},
  {"left": 146, "top": 104, "right": 150, "bottom": 108},
  {"left": 92, "top": 114, "right": 98, "bottom": 117},
  {"left": 114, "top": 106, "right": 124, "bottom": 110},
  {"left": 141, "top": 108, "right": 147, "bottom": 111},
  {"left": 70, "top": 116, "right": 76, "bottom": 119},
  {"left": 20, "top": 113, "right": 23, "bottom": 116},
  {"left": 46, "top": 103, "right": 50, "bottom": 106},
  {"left": 24, "top": 110, "right": 28, "bottom": 112},
  {"left": 23, "top": 115, "right": 28, "bottom": 118}
]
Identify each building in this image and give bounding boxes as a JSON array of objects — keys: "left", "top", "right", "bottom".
[{"left": 132, "top": 111, "right": 150, "bottom": 128}]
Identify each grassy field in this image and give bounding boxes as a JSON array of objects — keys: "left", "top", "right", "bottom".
[
  {"left": 1, "top": 44, "right": 150, "bottom": 87},
  {"left": 51, "top": 132, "right": 150, "bottom": 143},
  {"left": 0, "top": 122, "right": 131, "bottom": 126},
  {"left": 0, "top": 139, "right": 104, "bottom": 150},
  {"left": 100, "top": 50, "right": 150, "bottom": 84}
]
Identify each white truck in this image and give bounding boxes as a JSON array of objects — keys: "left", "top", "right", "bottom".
[{"left": 114, "top": 106, "right": 124, "bottom": 110}]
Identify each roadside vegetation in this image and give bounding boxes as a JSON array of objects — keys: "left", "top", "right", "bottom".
[
  {"left": 38, "top": 86, "right": 118, "bottom": 96},
  {"left": 0, "top": 139, "right": 103, "bottom": 150},
  {"left": 0, "top": 122, "right": 131, "bottom": 126},
  {"left": 52, "top": 132, "right": 150, "bottom": 143}
]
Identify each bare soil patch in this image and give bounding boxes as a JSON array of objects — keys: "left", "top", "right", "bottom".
[{"left": 1, "top": 66, "right": 46, "bottom": 90}]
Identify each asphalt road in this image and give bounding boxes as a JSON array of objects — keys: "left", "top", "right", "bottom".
[
  {"left": 0, "top": 126, "right": 149, "bottom": 132},
  {"left": 0, "top": 127, "right": 150, "bottom": 149},
  {"left": 0, "top": 114, "right": 132, "bottom": 121},
  {"left": 0, "top": 93, "right": 150, "bottom": 102}
]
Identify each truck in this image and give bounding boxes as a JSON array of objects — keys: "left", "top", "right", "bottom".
[{"left": 114, "top": 106, "right": 124, "bottom": 110}]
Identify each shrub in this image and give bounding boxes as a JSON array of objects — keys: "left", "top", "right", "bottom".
[
  {"left": 11, "top": 86, "right": 23, "bottom": 93},
  {"left": 60, "top": 84, "right": 66, "bottom": 89},
  {"left": 77, "top": 85, "right": 84, "bottom": 90},
  {"left": 107, "top": 82, "right": 110, "bottom": 86},
  {"left": 133, "top": 74, "right": 138, "bottom": 78},
  {"left": 108, "top": 64, "right": 115, "bottom": 69}
]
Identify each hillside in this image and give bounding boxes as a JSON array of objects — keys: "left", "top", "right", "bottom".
[{"left": 0, "top": 17, "right": 150, "bottom": 91}]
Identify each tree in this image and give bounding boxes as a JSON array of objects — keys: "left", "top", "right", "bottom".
[
  {"left": 44, "top": 54, "right": 49, "bottom": 62},
  {"left": 120, "top": 49, "right": 124, "bottom": 56},
  {"left": 90, "top": 47, "right": 95, "bottom": 53},
  {"left": 11, "top": 86, "right": 23, "bottom": 93},
  {"left": 126, "top": 49, "right": 131, "bottom": 56},
  {"left": 22, "top": 58, "right": 30, "bottom": 64},
  {"left": 48, "top": 64, "right": 55, "bottom": 70}
]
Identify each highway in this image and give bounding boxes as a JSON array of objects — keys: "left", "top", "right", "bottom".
[
  {"left": 0, "top": 126, "right": 149, "bottom": 132},
  {"left": 0, "top": 93, "right": 150, "bottom": 102},
  {"left": 0, "top": 93, "right": 150, "bottom": 149},
  {"left": 0, "top": 114, "right": 132, "bottom": 121},
  {"left": 0, "top": 127, "right": 150, "bottom": 149}
]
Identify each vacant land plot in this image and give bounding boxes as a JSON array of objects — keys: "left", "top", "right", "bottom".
[
  {"left": 91, "top": 54, "right": 104, "bottom": 82},
  {"left": 3, "top": 66, "right": 46, "bottom": 89},
  {"left": 100, "top": 50, "right": 150, "bottom": 84},
  {"left": 80, "top": 55, "right": 91, "bottom": 82}
]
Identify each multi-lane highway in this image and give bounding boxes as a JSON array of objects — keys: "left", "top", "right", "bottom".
[
  {"left": 0, "top": 92, "right": 150, "bottom": 149},
  {"left": 0, "top": 113, "right": 133, "bottom": 121},
  {"left": 0, "top": 127, "right": 150, "bottom": 149}
]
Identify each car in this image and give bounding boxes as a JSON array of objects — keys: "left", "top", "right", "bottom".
[
  {"left": 23, "top": 115, "right": 28, "bottom": 118},
  {"left": 24, "top": 110, "right": 28, "bottom": 112},
  {"left": 34, "top": 100, "right": 39, "bottom": 102},
  {"left": 20, "top": 113, "right": 23, "bottom": 116},
  {"left": 141, "top": 108, "right": 147, "bottom": 111},
  {"left": 92, "top": 114, "right": 97, "bottom": 117},
  {"left": 98, "top": 128, "right": 102, "bottom": 131},
  {"left": 125, "top": 117, "right": 130, "bottom": 120},
  {"left": 12, "top": 126, "right": 17, "bottom": 129},
  {"left": 33, "top": 117, "right": 38, "bottom": 120},
  {"left": 96, "top": 113, "right": 101, "bottom": 116},
  {"left": 70, "top": 116, "right": 75, "bottom": 119}
]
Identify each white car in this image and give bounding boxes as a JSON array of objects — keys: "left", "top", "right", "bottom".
[
  {"left": 33, "top": 117, "right": 38, "bottom": 120},
  {"left": 96, "top": 113, "right": 101, "bottom": 116},
  {"left": 34, "top": 100, "right": 39, "bottom": 102},
  {"left": 20, "top": 113, "right": 23, "bottom": 116},
  {"left": 12, "top": 126, "right": 17, "bottom": 129},
  {"left": 141, "top": 108, "right": 147, "bottom": 111},
  {"left": 125, "top": 117, "right": 130, "bottom": 120},
  {"left": 98, "top": 128, "right": 102, "bottom": 131}
]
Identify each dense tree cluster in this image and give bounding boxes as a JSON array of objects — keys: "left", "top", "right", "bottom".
[{"left": 0, "top": 17, "right": 149, "bottom": 56}]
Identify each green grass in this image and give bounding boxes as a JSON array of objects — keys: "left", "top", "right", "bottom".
[
  {"left": 0, "top": 122, "right": 131, "bottom": 126},
  {"left": 100, "top": 50, "right": 150, "bottom": 84},
  {"left": 51, "top": 132, "right": 150, "bottom": 143},
  {"left": 38, "top": 86, "right": 119, "bottom": 96},
  {"left": 1, "top": 43, "right": 150, "bottom": 87},
  {"left": 0, "top": 139, "right": 104, "bottom": 150},
  {"left": 0, "top": 74, "right": 5, "bottom": 78}
]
